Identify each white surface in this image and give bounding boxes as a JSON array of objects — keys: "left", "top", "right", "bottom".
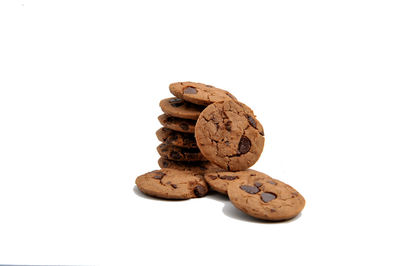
[{"left": 1, "top": 0, "right": 399, "bottom": 265}]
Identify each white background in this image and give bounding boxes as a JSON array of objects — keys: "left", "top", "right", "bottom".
[{"left": 0, "top": 0, "right": 399, "bottom": 265}]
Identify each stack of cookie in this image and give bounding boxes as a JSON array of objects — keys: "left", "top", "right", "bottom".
[{"left": 136, "top": 82, "right": 305, "bottom": 221}]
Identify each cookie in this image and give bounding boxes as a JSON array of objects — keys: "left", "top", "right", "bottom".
[
  {"left": 227, "top": 171, "right": 305, "bottom": 221},
  {"left": 159, "top": 97, "right": 204, "bottom": 120},
  {"left": 169, "top": 81, "right": 237, "bottom": 106},
  {"left": 195, "top": 100, "right": 265, "bottom": 171},
  {"left": 204, "top": 169, "right": 266, "bottom": 195},
  {"left": 158, "top": 114, "right": 195, "bottom": 133},
  {"left": 157, "top": 143, "right": 207, "bottom": 162},
  {"left": 156, "top": 127, "right": 197, "bottom": 149},
  {"left": 135, "top": 168, "right": 208, "bottom": 199},
  {"left": 158, "top": 158, "right": 221, "bottom": 173}
]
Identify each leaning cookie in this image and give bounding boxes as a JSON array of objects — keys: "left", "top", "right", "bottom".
[
  {"left": 158, "top": 114, "right": 196, "bottom": 133},
  {"left": 195, "top": 100, "right": 265, "bottom": 171},
  {"left": 227, "top": 172, "right": 305, "bottom": 221},
  {"left": 135, "top": 168, "right": 208, "bottom": 199},
  {"left": 160, "top": 97, "right": 204, "bottom": 120},
  {"left": 169, "top": 81, "right": 237, "bottom": 106},
  {"left": 204, "top": 169, "right": 270, "bottom": 195}
]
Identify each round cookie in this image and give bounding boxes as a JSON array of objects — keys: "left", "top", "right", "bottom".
[
  {"left": 159, "top": 97, "right": 204, "bottom": 120},
  {"left": 195, "top": 100, "right": 265, "bottom": 171},
  {"left": 227, "top": 172, "right": 305, "bottom": 221},
  {"left": 204, "top": 169, "right": 269, "bottom": 195},
  {"left": 157, "top": 143, "right": 207, "bottom": 162},
  {"left": 169, "top": 81, "right": 237, "bottom": 106},
  {"left": 135, "top": 168, "right": 208, "bottom": 199},
  {"left": 156, "top": 127, "right": 197, "bottom": 149},
  {"left": 158, "top": 158, "right": 221, "bottom": 174},
  {"left": 158, "top": 114, "right": 195, "bottom": 133}
]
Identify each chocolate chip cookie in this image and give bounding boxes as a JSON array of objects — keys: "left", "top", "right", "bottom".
[
  {"left": 169, "top": 81, "right": 237, "bottom": 106},
  {"left": 227, "top": 172, "right": 305, "bottom": 221},
  {"left": 158, "top": 114, "right": 195, "bottom": 133},
  {"left": 135, "top": 168, "right": 208, "bottom": 199},
  {"left": 159, "top": 97, "right": 204, "bottom": 120},
  {"left": 156, "top": 127, "right": 197, "bottom": 149},
  {"left": 204, "top": 169, "right": 269, "bottom": 195},
  {"left": 157, "top": 143, "right": 207, "bottom": 162},
  {"left": 195, "top": 100, "right": 265, "bottom": 171},
  {"left": 158, "top": 158, "right": 221, "bottom": 173}
]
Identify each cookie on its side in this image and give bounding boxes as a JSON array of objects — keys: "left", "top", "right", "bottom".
[
  {"left": 135, "top": 168, "right": 208, "bottom": 199},
  {"left": 156, "top": 127, "right": 197, "bottom": 149},
  {"left": 205, "top": 169, "right": 271, "bottom": 195},
  {"left": 169, "top": 81, "right": 237, "bottom": 106},
  {"left": 158, "top": 114, "right": 195, "bottom": 133},
  {"left": 157, "top": 143, "right": 207, "bottom": 162},
  {"left": 195, "top": 100, "right": 265, "bottom": 171},
  {"left": 227, "top": 173, "right": 305, "bottom": 221},
  {"left": 159, "top": 97, "right": 204, "bottom": 120},
  {"left": 158, "top": 158, "right": 221, "bottom": 174}
]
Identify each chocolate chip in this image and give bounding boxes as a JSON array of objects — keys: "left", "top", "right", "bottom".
[
  {"left": 194, "top": 185, "right": 207, "bottom": 197},
  {"left": 170, "top": 151, "right": 182, "bottom": 160},
  {"left": 270, "top": 209, "right": 276, "bottom": 212},
  {"left": 260, "top": 192, "right": 276, "bottom": 203},
  {"left": 208, "top": 175, "right": 218, "bottom": 180},
  {"left": 179, "top": 123, "right": 189, "bottom": 130},
  {"left": 238, "top": 136, "right": 251, "bottom": 154},
  {"left": 254, "top": 182, "right": 262, "bottom": 187},
  {"left": 169, "top": 98, "right": 184, "bottom": 107},
  {"left": 153, "top": 171, "right": 166, "bottom": 179},
  {"left": 219, "top": 175, "right": 238, "bottom": 180},
  {"left": 183, "top": 86, "right": 198, "bottom": 94},
  {"left": 240, "top": 185, "right": 259, "bottom": 194},
  {"left": 225, "top": 121, "right": 232, "bottom": 131},
  {"left": 246, "top": 115, "right": 257, "bottom": 129},
  {"left": 267, "top": 180, "right": 277, "bottom": 185},
  {"left": 171, "top": 184, "right": 177, "bottom": 189}
]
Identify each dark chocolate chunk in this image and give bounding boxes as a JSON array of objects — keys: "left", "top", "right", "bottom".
[
  {"left": 169, "top": 98, "right": 184, "bottom": 107},
  {"left": 153, "top": 171, "right": 166, "bottom": 180},
  {"left": 184, "top": 86, "right": 198, "bottom": 94},
  {"left": 194, "top": 185, "right": 207, "bottom": 197},
  {"left": 208, "top": 175, "right": 218, "bottom": 180},
  {"left": 219, "top": 175, "right": 238, "bottom": 180},
  {"left": 238, "top": 136, "right": 251, "bottom": 154},
  {"left": 179, "top": 123, "right": 189, "bottom": 130},
  {"left": 260, "top": 192, "right": 276, "bottom": 203},
  {"left": 225, "top": 121, "right": 232, "bottom": 131},
  {"left": 254, "top": 182, "right": 262, "bottom": 187},
  {"left": 246, "top": 115, "right": 257, "bottom": 129},
  {"left": 170, "top": 151, "right": 182, "bottom": 160},
  {"left": 240, "top": 185, "right": 259, "bottom": 194},
  {"left": 171, "top": 184, "right": 178, "bottom": 189}
]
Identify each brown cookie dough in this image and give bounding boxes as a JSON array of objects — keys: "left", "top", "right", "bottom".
[
  {"left": 159, "top": 97, "right": 204, "bottom": 120},
  {"left": 158, "top": 114, "right": 195, "bottom": 133},
  {"left": 135, "top": 168, "right": 208, "bottom": 199},
  {"left": 195, "top": 100, "right": 265, "bottom": 171},
  {"left": 158, "top": 158, "right": 221, "bottom": 174},
  {"left": 157, "top": 143, "right": 207, "bottom": 162},
  {"left": 204, "top": 169, "right": 269, "bottom": 195},
  {"left": 156, "top": 127, "right": 197, "bottom": 149},
  {"left": 169, "top": 81, "right": 237, "bottom": 106},
  {"left": 227, "top": 172, "right": 305, "bottom": 221}
]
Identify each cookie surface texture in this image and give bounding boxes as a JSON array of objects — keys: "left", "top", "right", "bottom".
[
  {"left": 158, "top": 114, "right": 195, "bottom": 133},
  {"left": 159, "top": 97, "right": 204, "bottom": 120},
  {"left": 169, "top": 81, "right": 237, "bottom": 106},
  {"left": 156, "top": 127, "right": 197, "bottom": 148},
  {"left": 157, "top": 143, "right": 207, "bottom": 162},
  {"left": 227, "top": 172, "right": 305, "bottom": 221},
  {"left": 135, "top": 168, "right": 208, "bottom": 199},
  {"left": 195, "top": 100, "right": 265, "bottom": 171}
]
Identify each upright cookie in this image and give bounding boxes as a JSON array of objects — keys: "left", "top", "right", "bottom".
[
  {"left": 135, "top": 168, "right": 208, "bottom": 199},
  {"left": 158, "top": 158, "right": 221, "bottom": 174},
  {"left": 204, "top": 169, "right": 269, "bottom": 195},
  {"left": 227, "top": 172, "right": 305, "bottom": 221},
  {"left": 169, "top": 81, "right": 237, "bottom": 106},
  {"left": 195, "top": 100, "right": 265, "bottom": 171},
  {"left": 159, "top": 97, "right": 204, "bottom": 120},
  {"left": 157, "top": 143, "right": 207, "bottom": 162},
  {"left": 156, "top": 127, "right": 197, "bottom": 149},
  {"left": 158, "top": 114, "right": 195, "bottom": 133}
]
